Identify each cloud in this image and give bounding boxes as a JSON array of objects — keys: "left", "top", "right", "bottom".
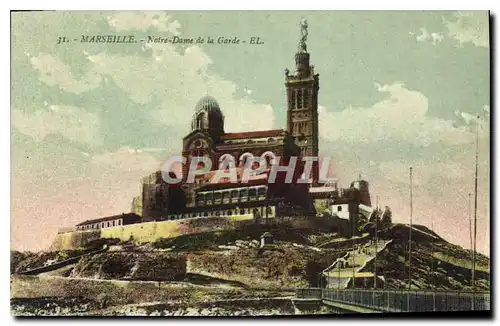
[
  {"left": 12, "top": 105, "right": 101, "bottom": 145},
  {"left": 107, "top": 12, "right": 181, "bottom": 35},
  {"left": 86, "top": 24, "right": 276, "bottom": 133},
  {"left": 317, "top": 82, "right": 490, "bottom": 255},
  {"left": 91, "top": 147, "right": 162, "bottom": 173},
  {"left": 29, "top": 53, "right": 102, "bottom": 94},
  {"left": 443, "top": 11, "right": 489, "bottom": 48},
  {"left": 412, "top": 28, "right": 444, "bottom": 45},
  {"left": 318, "top": 82, "right": 473, "bottom": 148}
]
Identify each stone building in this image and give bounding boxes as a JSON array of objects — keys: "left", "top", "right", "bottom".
[
  {"left": 138, "top": 20, "right": 321, "bottom": 220},
  {"left": 141, "top": 170, "right": 187, "bottom": 221},
  {"left": 309, "top": 177, "right": 372, "bottom": 236},
  {"left": 75, "top": 213, "right": 141, "bottom": 231},
  {"left": 285, "top": 19, "right": 320, "bottom": 184}
]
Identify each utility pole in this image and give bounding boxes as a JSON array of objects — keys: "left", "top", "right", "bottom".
[
  {"left": 338, "top": 256, "right": 341, "bottom": 290},
  {"left": 431, "top": 218, "right": 436, "bottom": 311},
  {"left": 374, "top": 195, "right": 379, "bottom": 289},
  {"left": 408, "top": 166, "right": 413, "bottom": 311},
  {"left": 352, "top": 213, "right": 356, "bottom": 289},
  {"left": 468, "top": 193, "right": 473, "bottom": 252},
  {"left": 472, "top": 113, "right": 480, "bottom": 310}
]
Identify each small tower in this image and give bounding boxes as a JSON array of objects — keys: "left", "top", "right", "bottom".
[
  {"left": 260, "top": 232, "right": 274, "bottom": 248},
  {"left": 285, "top": 19, "right": 320, "bottom": 184},
  {"left": 191, "top": 95, "right": 225, "bottom": 143},
  {"left": 351, "top": 177, "right": 372, "bottom": 207}
]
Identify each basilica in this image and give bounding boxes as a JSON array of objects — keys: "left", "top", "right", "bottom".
[
  {"left": 133, "top": 20, "right": 322, "bottom": 222},
  {"left": 75, "top": 21, "right": 372, "bottom": 232}
]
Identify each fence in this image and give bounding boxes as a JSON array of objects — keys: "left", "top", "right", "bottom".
[
  {"left": 321, "top": 289, "right": 490, "bottom": 312},
  {"left": 17, "top": 246, "right": 109, "bottom": 276},
  {"left": 296, "top": 288, "right": 323, "bottom": 299}
]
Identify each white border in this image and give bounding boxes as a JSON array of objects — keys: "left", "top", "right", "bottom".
[{"left": 2, "top": 1, "right": 497, "bottom": 325}]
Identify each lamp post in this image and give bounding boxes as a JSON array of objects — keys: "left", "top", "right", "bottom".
[
  {"left": 374, "top": 196, "right": 379, "bottom": 290},
  {"left": 338, "top": 256, "right": 341, "bottom": 290},
  {"left": 407, "top": 166, "right": 413, "bottom": 312},
  {"left": 352, "top": 214, "right": 356, "bottom": 290},
  {"left": 471, "top": 113, "right": 480, "bottom": 310},
  {"left": 431, "top": 218, "right": 436, "bottom": 311},
  {"left": 468, "top": 193, "right": 473, "bottom": 253}
]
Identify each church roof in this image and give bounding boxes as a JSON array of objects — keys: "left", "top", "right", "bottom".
[
  {"left": 195, "top": 173, "right": 269, "bottom": 191},
  {"left": 76, "top": 213, "right": 141, "bottom": 226},
  {"left": 194, "top": 95, "right": 221, "bottom": 114},
  {"left": 221, "top": 129, "right": 285, "bottom": 140}
]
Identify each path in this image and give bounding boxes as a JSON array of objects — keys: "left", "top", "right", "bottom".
[{"left": 323, "top": 239, "right": 392, "bottom": 289}]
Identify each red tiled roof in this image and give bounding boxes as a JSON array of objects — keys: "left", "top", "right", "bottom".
[
  {"left": 196, "top": 176, "right": 268, "bottom": 191},
  {"left": 76, "top": 213, "right": 140, "bottom": 226},
  {"left": 220, "top": 129, "right": 285, "bottom": 140}
]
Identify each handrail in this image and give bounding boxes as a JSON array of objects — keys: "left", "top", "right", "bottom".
[
  {"left": 16, "top": 246, "right": 109, "bottom": 276},
  {"left": 296, "top": 288, "right": 490, "bottom": 312}
]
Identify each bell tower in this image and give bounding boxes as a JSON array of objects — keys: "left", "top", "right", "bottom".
[{"left": 285, "top": 19, "right": 320, "bottom": 184}]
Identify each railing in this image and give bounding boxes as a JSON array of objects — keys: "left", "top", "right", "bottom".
[
  {"left": 16, "top": 246, "right": 109, "bottom": 276},
  {"left": 295, "top": 288, "right": 322, "bottom": 299},
  {"left": 320, "top": 289, "right": 490, "bottom": 312}
]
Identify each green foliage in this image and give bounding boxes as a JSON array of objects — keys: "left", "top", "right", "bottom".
[
  {"left": 381, "top": 206, "right": 392, "bottom": 226},
  {"left": 189, "top": 247, "right": 342, "bottom": 288},
  {"left": 72, "top": 252, "right": 187, "bottom": 281},
  {"left": 314, "top": 200, "right": 330, "bottom": 216},
  {"left": 10, "top": 249, "right": 91, "bottom": 274},
  {"left": 369, "top": 208, "right": 382, "bottom": 223}
]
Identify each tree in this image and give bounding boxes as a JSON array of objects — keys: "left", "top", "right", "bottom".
[
  {"left": 252, "top": 208, "right": 262, "bottom": 224},
  {"left": 314, "top": 200, "right": 329, "bottom": 216},
  {"left": 381, "top": 206, "right": 392, "bottom": 226},
  {"left": 369, "top": 208, "right": 382, "bottom": 223},
  {"left": 356, "top": 213, "right": 368, "bottom": 233}
]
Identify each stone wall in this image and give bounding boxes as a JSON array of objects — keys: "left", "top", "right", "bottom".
[{"left": 50, "top": 215, "right": 254, "bottom": 251}]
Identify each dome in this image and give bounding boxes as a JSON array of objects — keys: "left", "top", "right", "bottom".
[
  {"left": 191, "top": 95, "right": 225, "bottom": 138},
  {"left": 194, "top": 96, "right": 222, "bottom": 114}
]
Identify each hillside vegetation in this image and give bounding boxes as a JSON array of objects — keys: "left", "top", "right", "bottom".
[{"left": 11, "top": 217, "right": 490, "bottom": 315}]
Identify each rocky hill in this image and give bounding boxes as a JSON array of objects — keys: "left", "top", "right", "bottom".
[{"left": 11, "top": 217, "right": 490, "bottom": 315}]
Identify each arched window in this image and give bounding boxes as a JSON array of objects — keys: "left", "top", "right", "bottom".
[
  {"left": 240, "top": 188, "right": 248, "bottom": 202},
  {"left": 214, "top": 192, "right": 222, "bottom": 204},
  {"left": 222, "top": 191, "right": 230, "bottom": 204},
  {"left": 303, "top": 89, "right": 309, "bottom": 108},
  {"left": 261, "top": 151, "right": 277, "bottom": 167},
  {"left": 239, "top": 152, "right": 254, "bottom": 168},
  {"left": 218, "top": 154, "right": 236, "bottom": 169},
  {"left": 296, "top": 89, "right": 303, "bottom": 109},
  {"left": 231, "top": 190, "right": 239, "bottom": 202},
  {"left": 258, "top": 186, "right": 267, "bottom": 200},
  {"left": 206, "top": 192, "right": 213, "bottom": 205},
  {"left": 248, "top": 188, "right": 257, "bottom": 201},
  {"left": 338, "top": 206, "right": 342, "bottom": 212},
  {"left": 197, "top": 193, "right": 205, "bottom": 206},
  {"left": 196, "top": 112, "right": 205, "bottom": 129}
]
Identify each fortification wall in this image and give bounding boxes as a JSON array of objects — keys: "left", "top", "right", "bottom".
[
  {"left": 50, "top": 215, "right": 254, "bottom": 251},
  {"left": 49, "top": 230, "right": 101, "bottom": 251}
]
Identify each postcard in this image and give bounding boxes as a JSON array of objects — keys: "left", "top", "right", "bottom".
[{"left": 10, "top": 11, "right": 490, "bottom": 316}]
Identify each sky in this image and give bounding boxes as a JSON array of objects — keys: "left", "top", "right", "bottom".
[{"left": 11, "top": 11, "right": 490, "bottom": 254}]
